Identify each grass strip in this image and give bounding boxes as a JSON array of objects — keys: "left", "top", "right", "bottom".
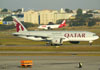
[{"left": 0, "top": 46, "right": 100, "bottom": 51}]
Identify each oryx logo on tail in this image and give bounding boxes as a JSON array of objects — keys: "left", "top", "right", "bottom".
[
  {"left": 13, "top": 19, "right": 24, "bottom": 32},
  {"left": 12, "top": 16, "right": 27, "bottom": 32}
]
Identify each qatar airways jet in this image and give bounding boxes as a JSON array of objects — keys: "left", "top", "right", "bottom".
[
  {"left": 12, "top": 16, "right": 99, "bottom": 46},
  {"left": 38, "top": 20, "right": 66, "bottom": 30}
]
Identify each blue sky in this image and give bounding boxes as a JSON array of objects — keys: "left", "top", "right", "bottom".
[{"left": 0, "top": 0, "right": 100, "bottom": 10}]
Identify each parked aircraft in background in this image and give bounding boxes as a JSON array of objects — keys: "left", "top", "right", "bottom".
[
  {"left": 12, "top": 16, "right": 99, "bottom": 46},
  {"left": 38, "top": 20, "right": 66, "bottom": 30}
]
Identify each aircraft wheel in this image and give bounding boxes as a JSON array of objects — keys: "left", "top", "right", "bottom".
[
  {"left": 48, "top": 27, "right": 51, "bottom": 30},
  {"left": 89, "top": 41, "right": 93, "bottom": 46},
  {"left": 89, "top": 43, "right": 92, "bottom": 46}
]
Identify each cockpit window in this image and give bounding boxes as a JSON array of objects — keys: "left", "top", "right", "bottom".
[{"left": 93, "top": 34, "right": 97, "bottom": 36}]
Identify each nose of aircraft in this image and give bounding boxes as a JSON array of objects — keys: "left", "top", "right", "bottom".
[{"left": 96, "top": 36, "right": 99, "bottom": 40}]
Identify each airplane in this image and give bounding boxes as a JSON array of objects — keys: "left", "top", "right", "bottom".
[
  {"left": 12, "top": 16, "right": 99, "bottom": 46},
  {"left": 38, "top": 20, "right": 66, "bottom": 30}
]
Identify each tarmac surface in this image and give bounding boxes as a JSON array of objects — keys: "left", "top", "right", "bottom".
[
  {"left": 0, "top": 44, "right": 100, "bottom": 47},
  {"left": 0, "top": 56, "right": 100, "bottom": 70}
]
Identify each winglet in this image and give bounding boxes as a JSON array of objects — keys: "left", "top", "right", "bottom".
[{"left": 12, "top": 16, "right": 27, "bottom": 32}]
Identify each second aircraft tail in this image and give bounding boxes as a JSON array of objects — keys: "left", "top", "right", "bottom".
[{"left": 58, "top": 20, "right": 66, "bottom": 28}]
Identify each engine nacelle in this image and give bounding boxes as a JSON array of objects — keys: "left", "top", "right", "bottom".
[
  {"left": 51, "top": 38, "right": 63, "bottom": 45},
  {"left": 69, "top": 41, "right": 80, "bottom": 44}
]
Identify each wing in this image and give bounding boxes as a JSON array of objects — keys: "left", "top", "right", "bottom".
[{"left": 26, "top": 35, "right": 49, "bottom": 39}]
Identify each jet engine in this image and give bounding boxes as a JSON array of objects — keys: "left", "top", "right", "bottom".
[
  {"left": 69, "top": 41, "right": 80, "bottom": 44},
  {"left": 51, "top": 38, "right": 63, "bottom": 45}
]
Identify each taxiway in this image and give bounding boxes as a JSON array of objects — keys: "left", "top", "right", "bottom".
[{"left": 0, "top": 56, "right": 100, "bottom": 70}]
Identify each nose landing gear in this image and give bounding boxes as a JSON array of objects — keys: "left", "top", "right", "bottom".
[{"left": 89, "top": 41, "right": 93, "bottom": 46}]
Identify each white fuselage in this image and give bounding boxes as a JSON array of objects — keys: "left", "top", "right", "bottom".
[
  {"left": 13, "top": 31, "right": 99, "bottom": 43},
  {"left": 38, "top": 25, "right": 60, "bottom": 29}
]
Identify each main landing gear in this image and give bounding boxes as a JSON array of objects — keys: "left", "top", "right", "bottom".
[{"left": 46, "top": 42, "right": 62, "bottom": 46}]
